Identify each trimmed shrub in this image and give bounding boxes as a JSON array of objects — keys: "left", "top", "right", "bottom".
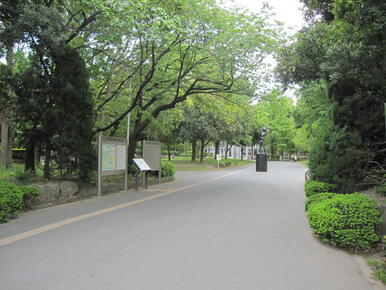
[
  {"left": 305, "top": 192, "right": 336, "bottom": 211},
  {"left": 307, "top": 193, "right": 382, "bottom": 250},
  {"left": 0, "top": 181, "right": 40, "bottom": 222},
  {"left": 219, "top": 160, "right": 232, "bottom": 167},
  {"left": 161, "top": 161, "right": 175, "bottom": 177},
  {"left": 0, "top": 181, "right": 24, "bottom": 222},
  {"left": 305, "top": 180, "right": 335, "bottom": 197}
]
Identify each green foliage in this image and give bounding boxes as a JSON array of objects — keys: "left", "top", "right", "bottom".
[
  {"left": 309, "top": 124, "right": 369, "bottom": 193},
  {"left": 0, "top": 180, "right": 40, "bottom": 222},
  {"left": 305, "top": 192, "right": 336, "bottom": 211},
  {"left": 219, "top": 160, "right": 232, "bottom": 168},
  {"left": 304, "top": 180, "right": 335, "bottom": 197},
  {"left": 255, "top": 90, "right": 295, "bottom": 155},
  {"left": 161, "top": 161, "right": 175, "bottom": 177},
  {"left": 11, "top": 167, "right": 34, "bottom": 185},
  {"left": 307, "top": 193, "right": 381, "bottom": 250},
  {"left": 14, "top": 44, "right": 95, "bottom": 180},
  {"left": 0, "top": 181, "right": 24, "bottom": 222},
  {"left": 368, "top": 257, "right": 386, "bottom": 284},
  {"left": 277, "top": 0, "right": 386, "bottom": 193},
  {"left": 375, "top": 183, "right": 386, "bottom": 196}
]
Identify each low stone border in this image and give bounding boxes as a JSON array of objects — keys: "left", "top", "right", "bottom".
[{"left": 27, "top": 176, "right": 175, "bottom": 209}]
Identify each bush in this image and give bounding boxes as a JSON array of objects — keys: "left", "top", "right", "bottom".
[
  {"left": 375, "top": 183, "right": 386, "bottom": 196},
  {"left": 0, "top": 181, "right": 40, "bottom": 222},
  {"left": 305, "top": 192, "right": 336, "bottom": 211},
  {"left": 304, "top": 180, "right": 335, "bottom": 197},
  {"left": 12, "top": 167, "right": 35, "bottom": 184},
  {"left": 161, "top": 161, "right": 175, "bottom": 177},
  {"left": 219, "top": 160, "right": 232, "bottom": 167},
  {"left": 0, "top": 181, "right": 24, "bottom": 222},
  {"left": 307, "top": 193, "right": 382, "bottom": 250}
]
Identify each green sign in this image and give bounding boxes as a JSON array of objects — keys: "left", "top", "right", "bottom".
[{"left": 102, "top": 144, "right": 116, "bottom": 171}]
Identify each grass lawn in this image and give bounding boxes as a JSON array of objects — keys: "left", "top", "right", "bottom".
[
  {"left": 165, "top": 156, "right": 253, "bottom": 171},
  {"left": 0, "top": 163, "right": 25, "bottom": 182},
  {"left": 0, "top": 163, "right": 43, "bottom": 184}
]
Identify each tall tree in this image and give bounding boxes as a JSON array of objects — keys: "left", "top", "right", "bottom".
[{"left": 277, "top": 0, "right": 386, "bottom": 192}]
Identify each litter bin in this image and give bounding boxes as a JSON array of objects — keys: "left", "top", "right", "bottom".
[{"left": 256, "top": 153, "right": 267, "bottom": 172}]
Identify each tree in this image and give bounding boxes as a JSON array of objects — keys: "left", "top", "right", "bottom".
[
  {"left": 14, "top": 44, "right": 95, "bottom": 179},
  {"left": 87, "top": 0, "right": 280, "bottom": 163},
  {"left": 0, "top": 0, "right": 26, "bottom": 168},
  {"left": 255, "top": 90, "right": 295, "bottom": 157},
  {"left": 276, "top": 0, "right": 386, "bottom": 192}
]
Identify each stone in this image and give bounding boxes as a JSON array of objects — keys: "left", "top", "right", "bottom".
[
  {"left": 44, "top": 182, "right": 60, "bottom": 202},
  {"left": 59, "top": 181, "right": 79, "bottom": 198}
]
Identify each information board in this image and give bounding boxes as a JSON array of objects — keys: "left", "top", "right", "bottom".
[
  {"left": 98, "top": 136, "right": 128, "bottom": 196},
  {"left": 133, "top": 158, "right": 152, "bottom": 171},
  {"left": 143, "top": 141, "right": 161, "bottom": 171},
  {"left": 102, "top": 144, "right": 116, "bottom": 171}
]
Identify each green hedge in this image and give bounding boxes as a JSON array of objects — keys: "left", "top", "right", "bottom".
[
  {"left": 307, "top": 193, "right": 381, "bottom": 250},
  {"left": 0, "top": 181, "right": 40, "bottom": 222},
  {"left": 305, "top": 180, "right": 335, "bottom": 197},
  {"left": 161, "top": 161, "right": 175, "bottom": 177},
  {"left": 219, "top": 160, "right": 232, "bottom": 167},
  {"left": 305, "top": 192, "right": 336, "bottom": 211}
]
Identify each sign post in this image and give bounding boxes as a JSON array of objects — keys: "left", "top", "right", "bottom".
[
  {"left": 97, "top": 136, "right": 128, "bottom": 196},
  {"left": 216, "top": 154, "right": 221, "bottom": 168},
  {"left": 132, "top": 158, "right": 152, "bottom": 190}
]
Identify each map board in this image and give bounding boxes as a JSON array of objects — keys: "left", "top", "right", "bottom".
[{"left": 98, "top": 136, "right": 128, "bottom": 196}]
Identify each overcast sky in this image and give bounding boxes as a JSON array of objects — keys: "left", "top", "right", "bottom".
[{"left": 219, "top": 0, "right": 306, "bottom": 33}]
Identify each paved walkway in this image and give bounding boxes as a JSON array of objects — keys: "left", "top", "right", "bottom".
[{"left": 0, "top": 162, "right": 382, "bottom": 290}]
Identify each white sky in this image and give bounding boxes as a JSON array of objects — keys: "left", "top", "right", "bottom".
[{"left": 219, "top": 0, "right": 306, "bottom": 33}]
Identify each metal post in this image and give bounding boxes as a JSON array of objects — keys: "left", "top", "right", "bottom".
[
  {"left": 125, "top": 112, "right": 130, "bottom": 191},
  {"left": 124, "top": 139, "right": 128, "bottom": 191},
  {"left": 97, "top": 135, "right": 102, "bottom": 196},
  {"left": 135, "top": 173, "right": 138, "bottom": 191}
]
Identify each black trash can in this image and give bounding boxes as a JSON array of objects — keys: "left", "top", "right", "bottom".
[{"left": 256, "top": 153, "right": 267, "bottom": 172}]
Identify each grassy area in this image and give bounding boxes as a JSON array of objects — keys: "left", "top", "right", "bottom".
[
  {"left": 0, "top": 163, "right": 43, "bottom": 184},
  {"left": 164, "top": 156, "right": 253, "bottom": 171}
]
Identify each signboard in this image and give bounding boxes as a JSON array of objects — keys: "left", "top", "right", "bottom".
[
  {"left": 133, "top": 158, "right": 151, "bottom": 171},
  {"left": 143, "top": 141, "right": 161, "bottom": 171},
  {"left": 216, "top": 154, "right": 221, "bottom": 161},
  {"left": 116, "top": 145, "right": 126, "bottom": 170},
  {"left": 98, "top": 136, "right": 128, "bottom": 196},
  {"left": 102, "top": 144, "right": 116, "bottom": 171}
]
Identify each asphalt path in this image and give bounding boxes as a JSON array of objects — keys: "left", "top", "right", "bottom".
[{"left": 0, "top": 162, "right": 380, "bottom": 290}]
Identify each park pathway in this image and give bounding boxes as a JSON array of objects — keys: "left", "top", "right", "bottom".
[{"left": 0, "top": 162, "right": 380, "bottom": 290}]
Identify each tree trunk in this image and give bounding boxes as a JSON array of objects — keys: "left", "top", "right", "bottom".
[
  {"left": 241, "top": 146, "right": 244, "bottom": 161},
  {"left": 25, "top": 139, "right": 36, "bottom": 173},
  {"left": 191, "top": 141, "right": 196, "bottom": 161},
  {"left": 200, "top": 139, "right": 205, "bottom": 163},
  {"left": 214, "top": 141, "right": 220, "bottom": 160},
  {"left": 0, "top": 43, "right": 14, "bottom": 168},
  {"left": 167, "top": 142, "right": 171, "bottom": 161},
  {"left": 128, "top": 137, "right": 138, "bottom": 164},
  {"left": 43, "top": 143, "right": 51, "bottom": 179}
]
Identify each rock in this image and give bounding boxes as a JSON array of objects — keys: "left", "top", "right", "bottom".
[
  {"left": 44, "top": 182, "right": 60, "bottom": 202},
  {"left": 59, "top": 181, "right": 79, "bottom": 198}
]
